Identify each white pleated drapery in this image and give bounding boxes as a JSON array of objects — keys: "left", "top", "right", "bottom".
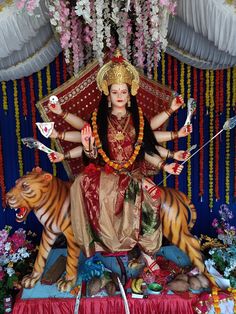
[
  {"left": 0, "top": 0, "right": 61, "bottom": 81},
  {"left": 167, "top": 15, "right": 236, "bottom": 69},
  {"left": 167, "top": 0, "right": 236, "bottom": 69},
  {"left": 176, "top": 0, "right": 236, "bottom": 56}
]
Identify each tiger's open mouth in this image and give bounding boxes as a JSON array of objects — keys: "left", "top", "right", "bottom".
[{"left": 13, "top": 207, "right": 28, "bottom": 222}]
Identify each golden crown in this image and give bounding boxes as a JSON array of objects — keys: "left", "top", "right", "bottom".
[{"left": 96, "top": 49, "right": 140, "bottom": 96}]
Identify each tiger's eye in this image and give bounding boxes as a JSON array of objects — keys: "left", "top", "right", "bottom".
[{"left": 22, "top": 182, "right": 29, "bottom": 190}]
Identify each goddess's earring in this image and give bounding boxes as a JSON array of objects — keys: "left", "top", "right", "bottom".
[
  {"left": 108, "top": 100, "right": 111, "bottom": 108},
  {"left": 127, "top": 99, "right": 131, "bottom": 107}
]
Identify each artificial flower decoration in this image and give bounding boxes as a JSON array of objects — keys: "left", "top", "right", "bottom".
[
  {"left": 0, "top": 226, "right": 37, "bottom": 313},
  {"left": 15, "top": 0, "right": 177, "bottom": 76},
  {"left": 205, "top": 204, "right": 236, "bottom": 288}
]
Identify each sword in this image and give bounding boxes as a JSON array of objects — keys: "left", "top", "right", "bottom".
[{"left": 21, "top": 137, "right": 57, "bottom": 160}]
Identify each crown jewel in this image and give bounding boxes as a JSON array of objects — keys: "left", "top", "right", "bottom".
[{"left": 96, "top": 49, "right": 140, "bottom": 96}]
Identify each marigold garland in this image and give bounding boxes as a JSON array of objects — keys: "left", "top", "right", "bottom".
[
  {"left": 161, "top": 51, "right": 166, "bottom": 86},
  {"left": 232, "top": 67, "right": 236, "bottom": 200},
  {"left": 0, "top": 136, "right": 6, "bottom": 208},
  {"left": 37, "top": 71, "right": 43, "bottom": 100},
  {"left": 187, "top": 65, "right": 192, "bottom": 199},
  {"left": 225, "top": 68, "right": 231, "bottom": 204},
  {"left": 199, "top": 69, "right": 204, "bottom": 200},
  {"left": 20, "top": 78, "right": 28, "bottom": 117},
  {"left": 173, "top": 58, "right": 179, "bottom": 190},
  {"left": 92, "top": 107, "right": 144, "bottom": 171},
  {"left": 214, "top": 70, "right": 220, "bottom": 201},
  {"left": 29, "top": 76, "right": 39, "bottom": 166},
  {"left": 180, "top": 62, "right": 185, "bottom": 107},
  {"left": 227, "top": 287, "right": 236, "bottom": 313},
  {"left": 173, "top": 58, "right": 178, "bottom": 92},
  {"left": 2, "top": 81, "right": 8, "bottom": 111},
  {"left": 212, "top": 286, "right": 221, "bottom": 314},
  {"left": 55, "top": 55, "right": 61, "bottom": 86},
  {"left": 209, "top": 70, "right": 214, "bottom": 209},
  {"left": 205, "top": 70, "right": 210, "bottom": 114},
  {"left": 193, "top": 68, "right": 198, "bottom": 101},
  {"left": 13, "top": 80, "right": 24, "bottom": 177},
  {"left": 219, "top": 70, "right": 224, "bottom": 114},
  {"left": 233, "top": 67, "right": 236, "bottom": 112},
  {"left": 161, "top": 51, "right": 167, "bottom": 186},
  {"left": 46, "top": 64, "right": 57, "bottom": 177},
  {"left": 167, "top": 54, "right": 172, "bottom": 87}
]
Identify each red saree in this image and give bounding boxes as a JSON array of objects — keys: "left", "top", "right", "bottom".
[{"left": 71, "top": 113, "right": 162, "bottom": 257}]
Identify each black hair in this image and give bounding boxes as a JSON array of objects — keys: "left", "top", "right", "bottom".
[{"left": 96, "top": 92, "right": 160, "bottom": 161}]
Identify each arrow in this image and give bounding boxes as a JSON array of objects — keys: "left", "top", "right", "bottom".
[{"left": 157, "top": 116, "right": 236, "bottom": 186}]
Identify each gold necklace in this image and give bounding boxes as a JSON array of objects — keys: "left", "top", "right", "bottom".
[{"left": 108, "top": 114, "right": 130, "bottom": 142}]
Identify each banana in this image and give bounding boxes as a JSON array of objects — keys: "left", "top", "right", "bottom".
[
  {"left": 131, "top": 278, "right": 143, "bottom": 294},
  {"left": 135, "top": 278, "right": 144, "bottom": 293},
  {"left": 131, "top": 279, "right": 139, "bottom": 293}
]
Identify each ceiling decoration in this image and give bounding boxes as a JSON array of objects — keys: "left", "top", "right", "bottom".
[
  {"left": 0, "top": 0, "right": 235, "bottom": 81},
  {"left": 0, "top": 0, "right": 61, "bottom": 81},
  {"left": 167, "top": 0, "right": 236, "bottom": 69}
]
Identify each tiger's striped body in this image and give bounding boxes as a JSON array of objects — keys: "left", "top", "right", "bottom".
[
  {"left": 6, "top": 167, "right": 80, "bottom": 292},
  {"left": 159, "top": 187, "right": 205, "bottom": 273},
  {"left": 6, "top": 168, "right": 206, "bottom": 291}
]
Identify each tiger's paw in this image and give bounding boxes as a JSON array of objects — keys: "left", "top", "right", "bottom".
[
  {"left": 57, "top": 276, "right": 77, "bottom": 292},
  {"left": 21, "top": 272, "right": 41, "bottom": 289}
]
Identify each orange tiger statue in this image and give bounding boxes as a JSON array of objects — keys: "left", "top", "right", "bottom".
[
  {"left": 6, "top": 167, "right": 208, "bottom": 292},
  {"left": 6, "top": 167, "right": 80, "bottom": 292}
]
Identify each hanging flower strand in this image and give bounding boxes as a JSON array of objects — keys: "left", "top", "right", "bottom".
[
  {"left": 199, "top": 69, "right": 204, "bottom": 200},
  {"left": 225, "top": 68, "right": 231, "bottom": 204},
  {"left": 0, "top": 136, "right": 6, "bottom": 207},
  {"left": 13, "top": 80, "right": 24, "bottom": 177},
  {"left": 1, "top": 81, "right": 8, "bottom": 112},
  {"left": 187, "top": 65, "right": 192, "bottom": 200},
  {"left": 15, "top": 0, "right": 176, "bottom": 76},
  {"left": 46, "top": 64, "right": 57, "bottom": 177},
  {"left": 214, "top": 70, "right": 220, "bottom": 201},
  {"left": 209, "top": 70, "right": 214, "bottom": 209}
]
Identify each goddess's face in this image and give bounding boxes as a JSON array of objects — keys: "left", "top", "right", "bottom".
[{"left": 109, "top": 84, "right": 130, "bottom": 109}]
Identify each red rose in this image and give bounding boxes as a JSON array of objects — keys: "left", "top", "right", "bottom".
[
  {"left": 84, "top": 163, "right": 98, "bottom": 174},
  {"left": 104, "top": 164, "right": 114, "bottom": 174}
]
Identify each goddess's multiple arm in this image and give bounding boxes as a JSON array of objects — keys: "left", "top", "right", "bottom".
[
  {"left": 150, "top": 95, "right": 183, "bottom": 130},
  {"left": 144, "top": 153, "right": 184, "bottom": 175},
  {"left": 155, "top": 145, "right": 190, "bottom": 161},
  {"left": 151, "top": 95, "right": 192, "bottom": 143},
  {"left": 47, "top": 100, "right": 85, "bottom": 163},
  {"left": 47, "top": 95, "right": 192, "bottom": 176},
  {"left": 48, "top": 101, "right": 86, "bottom": 131}
]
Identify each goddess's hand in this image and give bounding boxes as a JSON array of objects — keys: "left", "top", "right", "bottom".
[
  {"left": 164, "top": 162, "right": 183, "bottom": 175},
  {"left": 178, "top": 124, "right": 192, "bottom": 138},
  {"left": 174, "top": 150, "right": 190, "bottom": 161},
  {"left": 81, "top": 124, "right": 95, "bottom": 151},
  {"left": 170, "top": 95, "right": 184, "bottom": 111},
  {"left": 48, "top": 100, "right": 63, "bottom": 115},
  {"left": 48, "top": 152, "right": 64, "bottom": 163}
]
